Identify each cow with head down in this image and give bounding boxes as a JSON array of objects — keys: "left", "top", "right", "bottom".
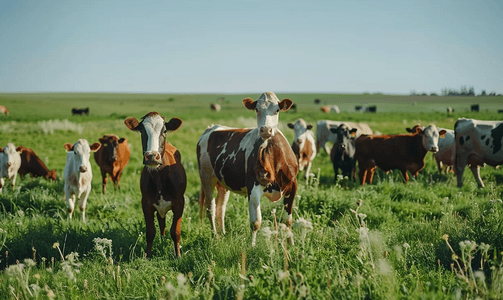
[
  {"left": 63, "top": 139, "right": 101, "bottom": 221},
  {"left": 197, "top": 91, "right": 298, "bottom": 246},
  {"left": 0, "top": 143, "right": 22, "bottom": 193},
  {"left": 356, "top": 124, "right": 446, "bottom": 185},
  {"left": 288, "top": 118, "right": 316, "bottom": 182},
  {"left": 94, "top": 134, "right": 131, "bottom": 193},
  {"left": 17, "top": 146, "right": 57, "bottom": 181},
  {"left": 330, "top": 125, "right": 358, "bottom": 181},
  {"left": 125, "top": 112, "right": 186, "bottom": 258}
]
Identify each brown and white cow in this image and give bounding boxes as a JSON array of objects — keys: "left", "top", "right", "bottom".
[
  {"left": 316, "top": 120, "right": 373, "bottom": 155},
  {"left": 454, "top": 118, "right": 503, "bottom": 188},
  {"left": 94, "top": 134, "right": 131, "bottom": 193},
  {"left": 17, "top": 146, "right": 57, "bottom": 181},
  {"left": 197, "top": 91, "right": 298, "bottom": 246},
  {"left": 320, "top": 106, "right": 330, "bottom": 113},
  {"left": 288, "top": 118, "right": 316, "bottom": 182},
  {"left": 0, "top": 105, "right": 9, "bottom": 115},
  {"left": 0, "top": 143, "right": 22, "bottom": 193},
  {"left": 356, "top": 124, "right": 446, "bottom": 185},
  {"left": 210, "top": 103, "right": 221, "bottom": 112},
  {"left": 125, "top": 112, "right": 186, "bottom": 257},
  {"left": 63, "top": 139, "right": 101, "bottom": 221}
]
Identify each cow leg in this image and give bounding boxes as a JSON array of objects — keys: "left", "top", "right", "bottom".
[
  {"left": 435, "top": 156, "right": 443, "bottom": 174},
  {"left": 454, "top": 154, "right": 468, "bottom": 188},
  {"left": 469, "top": 165, "right": 484, "bottom": 188},
  {"left": 324, "top": 143, "right": 332, "bottom": 156},
  {"left": 170, "top": 204, "right": 184, "bottom": 257},
  {"left": 114, "top": 168, "right": 124, "bottom": 190},
  {"left": 215, "top": 182, "right": 230, "bottom": 234},
  {"left": 367, "top": 167, "right": 376, "bottom": 184},
  {"left": 10, "top": 174, "right": 17, "bottom": 188},
  {"left": 200, "top": 175, "right": 217, "bottom": 235},
  {"left": 142, "top": 200, "right": 156, "bottom": 258},
  {"left": 156, "top": 211, "right": 166, "bottom": 236},
  {"left": 283, "top": 180, "right": 297, "bottom": 245},
  {"left": 249, "top": 184, "right": 263, "bottom": 247},
  {"left": 78, "top": 188, "right": 91, "bottom": 222},
  {"left": 304, "top": 162, "right": 313, "bottom": 183},
  {"left": 401, "top": 170, "right": 410, "bottom": 184},
  {"left": 0, "top": 177, "right": 4, "bottom": 192},
  {"left": 358, "top": 164, "right": 367, "bottom": 185},
  {"left": 64, "top": 185, "right": 75, "bottom": 219},
  {"left": 101, "top": 170, "right": 108, "bottom": 193}
]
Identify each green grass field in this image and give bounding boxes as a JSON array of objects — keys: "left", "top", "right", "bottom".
[{"left": 0, "top": 92, "right": 502, "bottom": 299}]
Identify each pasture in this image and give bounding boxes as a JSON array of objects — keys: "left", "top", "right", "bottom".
[{"left": 0, "top": 92, "right": 502, "bottom": 299}]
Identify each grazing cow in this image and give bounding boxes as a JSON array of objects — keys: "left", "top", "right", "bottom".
[
  {"left": 287, "top": 103, "right": 297, "bottom": 113},
  {"left": 63, "top": 139, "right": 101, "bottom": 221},
  {"left": 314, "top": 99, "right": 321, "bottom": 104},
  {"left": 125, "top": 112, "right": 186, "bottom": 257},
  {"left": 498, "top": 109, "right": 503, "bottom": 114},
  {"left": 365, "top": 105, "right": 377, "bottom": 113},
  {"left": 72, "top": 108, "right": 90, "bottom": 115},
  {"left": 288, "top": 119, "right": 316, "bottom": 182},
  {"left": 447, "top": 107, "right": 454, "bottom": 114},
  {"left": 197, "top": 91, "right": 298, "bottom": 246},
  {"left": 454, "top": 118, "right": 503, "bottom": 188},
  {"left": 356, "top": 124, "right": 446, "bottom": 185},
  {"left": 210, "top": 103, "right": 221, "bottom": 112},
  {"left": 93, "top": 135, "right": 130, "bottom": 193},
  {"left": 17, "top": 146, "right": 57, "bottom": 181},
  {"left": 316, "top": 120, "right": 373, "bottom": 155},
  {"left": 330, "top": 125, "right": 357, "bottom": 181},
  {"left": 0, "top": 143, "right": 22, "bottom": 193},
  {"left": 320, "top": 106, "right": 330, "bottom": 113},
  {"left": 330, "top": 105, "right": 340, "bottom": 113},
  {"left": 355, "top": 105, "right": 363, "bottom": 111},
  {"left": 470, "top": 104, "right": 479, "bottom": 112},
  {"left": 0, "top": 105, "right": 9, "bottom": 115}
]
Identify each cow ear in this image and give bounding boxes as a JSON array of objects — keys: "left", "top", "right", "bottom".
[
  {"left": 64, "top": 143, "right": 74, "bottom": 152},
  {"left": 279, "top": 99, "right": 293, "bottom": 111},
  {"left": 242, "top": 98, "right": 256, "bottom": 110},
  {"left": 99, "top": 137, "right": 107, "bottom": 144},
  {"left": 90, "top": 143, "right": 101, "bottom": 152},
  {"left": 0, "top": 147, "right": 3, "bottom": 153},
  {"left": 307, "top": 125, "right": 313, "bottom": 130},
  {"left": 16, "top": 146, "right": 25, "bottom": 153},
  {"left": 413, "top": 125, "right": 423, "bottom": 134},
  {"left": 439, "top": 129, "right": 447, "bottom": 138},
  {"left": 350, "top": 128, "right": 358, "bottom": 137},
  {"left": 124, "top": 117, "right": 140, "bottom": 131},
  {"left": 287, "top": 123, "right": 294, "bottom": 129},
  {"left": 166, "top": 118, "right": 182, "bottom": 132},
  {"left": 119, "top": 138, "right": 127, "bottom": 144}
]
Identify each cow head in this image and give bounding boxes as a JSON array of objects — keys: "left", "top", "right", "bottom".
[
  {"left": 0, "top": 143, "right": 22, "bottom": 179},
  {"left": 64, "top": 139, "right": 101, "bottom": 173},
  {"left": 330, "top": 125, "right": 357, "bottom": 154},
  {"left": 288, "top": 118, "right": 313, "bottom": 146},
  {"left": 99, "top": 135, "right": 127, "bottom": 162},
  {"left": 243, "top": 92, "right": 293, "bottom": 139},
  {"left": 124, "top": 112, "right": 182, "bottom": 168},
  {"left": 406, "top": 124, "right": 447, "bottom": 153}
]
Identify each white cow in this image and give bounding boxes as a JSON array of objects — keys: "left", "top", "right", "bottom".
[
  {"left": 63, "top": 139, "right": 101, "bottom": 221},
  {"left": 0, "top": 143, "right": 22, "bottom": 193},
  {"left": 434, "top": 128, "right": 455, "bottom": 173},
  {"left": 316, "top": 120, "right": 373, "bottom": 155},
  {"left": 288, "top": 118, "right": 316, "bottom": 182},
  {"left": 454, "top": 118, "right": 503, "bottom": 188}
]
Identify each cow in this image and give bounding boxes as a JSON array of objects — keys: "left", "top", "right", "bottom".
[
  {"left": 93, "top": 135, "right": 130, "bottom": 193},
  {"left": 355, "top": 105, "right": 363, "bottom": 112},
  {"left": 63, "top": 139, "right": 101, "bottom": 221},
  {"left": 447, "top": 107, "right": 454, "bottom": 114},
  {"left": 330, "top": 105, "right": 340, "bottom": 113},
  {"left": 355, "top": 124, "right": 446, "bottom": 185},
  {"left": 72, "top": 108, "right": 90, "bottom": 115},
  {"left": 365, "top": 105, "right": 377, "bottom": 113},
  {"left": 16, "top": 146, "right": 57, "bottom": 181},
  {"left": 210, "top": 103, "right": 221, "bottom": 112},
  {"left": 0, "top": 143, "right": 22, "bottom": 193},
  {"left": 314, "top": 99, "right": 321, "bottom": 104},
  {"left": 124, "top": 112, "right": 186, "bottom": 257},
  {"left": 0, "top": 105, "right": 9, "bottom": 115},
  {"left": 320, "top": 106, "right": 330, "bottom": 113},
  {"left": 287, "top": 119, "right": 316, "bottom": 182},
  {"left": 329, "top": 125, "right": 358, "bottom": 181},
  {"left": 316, "top": 120, "right": 373, "bottom": 155},
  {"left": 454, "top": 118, "right": 503, "bottom": 188},
  {"left": 434, "top": 129, "right": 455, "bottom": 173},
  {"left": 470, "top": 104, "right": 479, "bottom": 112},
  {"left": 197, "top": 91, "right": 298, "bottom": 246}
]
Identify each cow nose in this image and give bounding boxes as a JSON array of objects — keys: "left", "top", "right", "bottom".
[
  {"left": 296, "top": 139, "right": 302, "bottom": 144},
  {"left": 430, "top": 147, "right": 438, "bottom": 152},
  {"left": 79, "top": 166, "right": 87, "bottom": 173},
  {"left": 144, "top": 151, "right": 161, "bottom": 165},
  {"left": 259, "top": 126, "right": 272, "bottom": 139},
  {"left": 7, "top": 162, "right": 11, "bottom": 167}
]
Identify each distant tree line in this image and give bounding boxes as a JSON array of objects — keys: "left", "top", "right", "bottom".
[{"left": 410, "top": 85, "right": 501, "bottom": 97}]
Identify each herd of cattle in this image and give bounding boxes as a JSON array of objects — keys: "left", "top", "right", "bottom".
[{"left": 1, "top": 91, "right": 502, "bottom": 257}]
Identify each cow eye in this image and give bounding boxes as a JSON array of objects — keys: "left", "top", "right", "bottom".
[{"left": 276, "top": 109, "right": 280, "bottom": 114}]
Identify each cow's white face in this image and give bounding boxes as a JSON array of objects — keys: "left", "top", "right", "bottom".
[
  {"left": 422, "top": 124, "right": 441, "bottom": 152},
  {"left": 66, "top": 139, "right": 100, "bottom": 173},
  {"left": 0, "top": 143, "right": 21, "bottom": 179},
  {"left": 288, "top": 119, "right": 312, "bottom": 146},
  {"left": 243, "top": 91, "right": 293, "bottom": 139}
]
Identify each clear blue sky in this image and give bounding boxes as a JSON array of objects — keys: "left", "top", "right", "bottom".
[{"left": 1, "top": 0, "right": 502, "bottom": 95}]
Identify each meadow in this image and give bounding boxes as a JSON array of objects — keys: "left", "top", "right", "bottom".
[{"left": 0, "top": 92, "right": 502, "bottom": 299}]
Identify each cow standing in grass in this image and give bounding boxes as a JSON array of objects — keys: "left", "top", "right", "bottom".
[
  {"left": 197, "top": 91, "right": 298, "bottom": 246},
  {"left": 288, "top": 118, "right": 316, "bottom": 182},
  {"left": 330, "top": 125, "right": 358, "bottom": 181},
  {"left": 63, "top": 139, "right": 101, "bottom": 221},
  {"left": 125, "top": 112, "right": 186, "bottom": 258},
  {"left": 0, "top": 143, "right": 22, "bottom": 193},
  {"left": 94, "top": 135, "right": 131, "bottom": 193}
]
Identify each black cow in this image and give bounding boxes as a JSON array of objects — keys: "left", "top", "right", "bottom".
[
  {"left": 470, "top": 104, "right": 479, "bottom": 112},
  {"left": 329, "top": 125, "right": 358, "bottom": 181},
  {"left": 72, "top": 108, "right": 90, "bottom": 115}
]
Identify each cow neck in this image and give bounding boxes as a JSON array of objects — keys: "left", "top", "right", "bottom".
[{"left": 412, "top": 133, "right": 428, "bottom": 159}]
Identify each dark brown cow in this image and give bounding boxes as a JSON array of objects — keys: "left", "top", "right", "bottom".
[
  {"left": 125, "top": 112, "right": 186, "bottom": 257},
  {"left": 16, "top": 146, "right": 57, "bottom": 181},
  {"left": 197, "top": 91, "right": 298, "bottom": 246},
  {"left": 93, "top": 134, "right": 131, "bottom": 193},
  {"left": 355, "top": 124, "right": 446, "bottom": 185}
]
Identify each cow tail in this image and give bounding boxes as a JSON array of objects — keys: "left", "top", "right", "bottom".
[{"left": 199, "top": 188, "right": 205, "bottom": 221}]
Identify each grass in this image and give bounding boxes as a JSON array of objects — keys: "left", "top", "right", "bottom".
[{"left": 0, "top": 92, "right": 502, "bottom": 299}]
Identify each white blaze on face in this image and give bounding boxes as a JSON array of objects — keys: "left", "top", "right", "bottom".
[
  {"left": 255, "top": 92, "right": 281, "bottom": 139},
  {"left": 292, "top": 119, "right": 309, "bottom": 146},
  {"left": 72, "top": 139, "right": 93, "bottom": 172},
  {"left": 423, "top": 124, "right": 440, "bottom": 152},
  {"left": 142, "top": 114, "right": 165, "bottom": 154}
]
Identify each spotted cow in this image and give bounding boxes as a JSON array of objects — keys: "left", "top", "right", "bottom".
[
  {"left": 125, "top": 112, "right": 186, "bottom": 257},
  {"left": 454, "top": 118, "right": 503, "bottom": 188},
  {"left": 288, "top": 118, "right": 316, "bottom": 182},
  {"left": 316, "top": 120, "right": 373, "bottom": 155},
  {"left": 197, "top": 91, "right": 298, "bottom": 246}
]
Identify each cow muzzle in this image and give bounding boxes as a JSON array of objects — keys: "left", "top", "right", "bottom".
[
  {"left": 259, "top": 126, "right": 273, "bottom": 139},
  {"left": 144, "top": 151, "right": 162, "bottom": 167},
  {"left": 79, "top": 166, "right": 88, "bottom": 173},
  {"left": 430, "top": 147, "right": 438, "bottom": 153}
]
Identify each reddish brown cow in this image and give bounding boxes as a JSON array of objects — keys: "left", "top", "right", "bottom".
[
  {"left": 125, "top": 112, "right": 186, "bottom": 258},
  {"left": 355, "top": 124, "right": 446, "bottom": 185},
  {"left": 320, "top": 106, "right": 330, "bottom": 113},
  {"left": 16, "top": 146, "right": 57, "bottom": 181},
  {"left": 93, "top": 134, "right": 131, "bottom": 193},
  {"left": 0, "top": 105, "right": 9, "bottom": 115}
]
